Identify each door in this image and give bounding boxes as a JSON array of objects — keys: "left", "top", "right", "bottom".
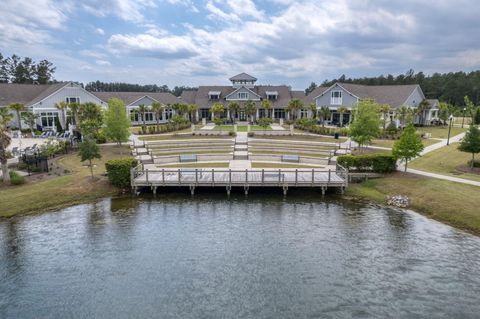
[{"left": 238, "top": 110, "right": 246, "bottom": 121}]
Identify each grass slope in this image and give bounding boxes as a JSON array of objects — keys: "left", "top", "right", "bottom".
[{"left": 347, "top": 172, "right": 480, "bottom": 235}]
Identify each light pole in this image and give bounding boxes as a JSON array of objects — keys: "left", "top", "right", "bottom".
[
  {"left": 447, "top": 115, "right": 453, "bottom": 146},
  {"left": 462, "top": 107, "right": 466, "bottom": 128}
]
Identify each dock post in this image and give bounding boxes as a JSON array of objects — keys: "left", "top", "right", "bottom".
[
  {"left": 244, "top": 185, "right": 249, "bottom": 196},
  {"left": 321, "top": 186, "right": 326, "bottom": 196},
  {"left": 189, "top": 185, "right": 195, "bottom": 196},
  {"left": 226, "top": 185, "right": 231, "bottom": 196},
  {"left": 152, "top": 186, "right": 157, "bottom": 195},
  {"left": 283, "top": 185, "right": 288, "bottom": 196}
]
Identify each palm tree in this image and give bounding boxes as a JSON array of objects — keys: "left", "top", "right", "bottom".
[
  {"left": 187, "top": 104, "right": 198, "bottom": 123},
  {"left": 210, "top": 103, "right": 225, "bottom": 121},
  {"left": 55, "top": 101, "right": 68, "bottom": 131},
  {"left": 337, "top": 106, "right": 349, "bottom": 127},
  {"left": 151, "top": 101, "right": 164, "bottom": 132},
  {"left": 69, "top": 102, "right": 81, "bottom": 126},
  {"left": 379, "top": 104, "right": 391, "bottom": 130},
  {"left": 9, "top": 103, "right": 25, "bottom": 131},
  {"left": 0, "top": 108, "right": 13, "bottom": 183},
  {"left": 287, "top": 98, "right": 303, "bottom": 121},
  {"left": 396, "top": 105, "right": 411, "bottom": 128},
  {"left": 244, "top": 100, "right": 256, "bottom": 123},
  {"left": 318, "top": 106, "right": 331, "bottom": 127},
  {"left": 417, "top": 100, "right": 431, "bottom": 126},
  {"left": 228, "top": 101, "right": 240, "bottom": 123},
  {"left": 21, "top": 111, "right": 39, "bottom": 136},
  {"left": 309, "top": 103, "right": 317, "bottom": 119},
  {"left": 137, "top": 104, "right": 149, "bottom": 127},
  {"left": 261, "top": 99, "right": 273, "bottom": 118}
]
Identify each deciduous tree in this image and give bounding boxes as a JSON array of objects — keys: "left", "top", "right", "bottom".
[
  {"left": 349, "top": 100, "right": 381, "bottom": 152},
  {"left": 458, "top": 125, "right": 480, "bottom": 169},
  {"left": 392, "top": 124, "right": 424, "bottom": 171},
  {"left": 104, "top": 98, "right": 131, "bottom": 145}
]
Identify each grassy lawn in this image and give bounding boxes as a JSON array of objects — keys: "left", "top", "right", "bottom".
[
  {"left": 252, "top": 151, "right": 329, "bottom": 158},
  {"left": 152, "top": 150, "right": 231, "bottom": 156},
  {"left": 0, "top": 145, "right": 130, "bottom": 217},
  {"left": 410, "top": 142, "right": 480, "bottom": 182},
  {"left": 369, "top": 138, "right": 440, "bottom": 149},
  {"left": 347, "top": 172, "right": 480, "bottom": 235},
  {"left": 158, "top": 162, "right": 230, "bottom": 168},
  {"left": 252, "top": 135, "right": 347, "bottom": 143},
  {"left": 251, "top": 162, "right": 324, "bottom": 169},
  {"left": 214, "top": 125, "right": 271, "bottom": 132},
  {"left": 139, "top": 135, "right": 232, "bottom": 141},
  {"left": 417, "top": 126, "right": 466, "bottom": 139},
  {"left": 130, "top": 126, "right": 194, "bottom": 134}
]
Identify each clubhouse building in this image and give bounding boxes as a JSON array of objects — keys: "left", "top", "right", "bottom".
[{"left": 0, "top": 73, "right": 439, "bottom": 131}]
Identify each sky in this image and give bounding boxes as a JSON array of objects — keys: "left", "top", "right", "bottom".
[{"left": 1, "top": 0, "right": 480, "bottom": 89}]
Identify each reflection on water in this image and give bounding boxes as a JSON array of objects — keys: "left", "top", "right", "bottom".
[{"left": 1, "top": 191, "right": 479, "bottom": 319}]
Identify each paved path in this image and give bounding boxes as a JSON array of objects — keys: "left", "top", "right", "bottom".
[{"left": 270, "top": 123, "right": 285, "bottom": 131}]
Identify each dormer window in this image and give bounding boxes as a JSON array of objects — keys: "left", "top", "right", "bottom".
[
  {"left": 208, "top": 91, "right": 221, "bottom": 100},
  {"left": 266, "top": 91, "right": 278, "bottom": 100}
]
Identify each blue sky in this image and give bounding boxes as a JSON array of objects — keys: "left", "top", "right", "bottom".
[{"left": 1, "top": 0, "right": 480, "bottom": 89}]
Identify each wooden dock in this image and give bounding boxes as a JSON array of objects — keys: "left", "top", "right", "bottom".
[{"left": 131, "top": 165, "right": 348, "bottom": 195}]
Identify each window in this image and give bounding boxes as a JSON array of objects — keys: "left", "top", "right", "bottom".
[
  {"left": 274, "top": 109, "right": 286, "bottom": 119},
  {"left": 331, "top": 91, "right": 342, "bottom": 105},
  {"left": 40, "top": 112, "right": 58, "bottom": 127},
  {"left": 66, "top": 97, "right": 79, "bottom": 104},
  {"left": 130, "top": 110, "right": 140, "bottom": 122},
  {"left": 238, "top": 92, "right": 248, "bottom": 100},
  {"left": 200, "top": 108, "right": 210, "bottom": 119},
  {"left": 209, "top": 94, "right": 219, "bottom": 100}
]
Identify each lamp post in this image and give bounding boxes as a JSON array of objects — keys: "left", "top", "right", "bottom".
[
  {"left": 447, "top": 115, "right": 454, "bottom": 146},
  {"left": 462, "top": 107, "right": 466, "bottom": 128}
]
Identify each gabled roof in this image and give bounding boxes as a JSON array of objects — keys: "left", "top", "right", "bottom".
[
  {"left": 313, "top": 82, "right": 423, "bottom": 108},
  {"left": 225, "top": 86, "right": 262, "bottom": 100},
  {"left": 91, "top": 91, "right": 179, "bottom": 105},
  {"left": 0, "top": 82, "right": 68, "bottom": 106},
  {"left": 229, "top": 73, "right": 257, "bottom": 81},
  {"left": 426, "top": 99, "right": 440, "bottom": 109}
]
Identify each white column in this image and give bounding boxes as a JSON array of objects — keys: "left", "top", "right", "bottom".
[
  {"left": 227, "top": 110, "right": 231, "bottom": 119},
  {"left": 256, "top": 109, "right": 259, "bottom": 119},
  {"left": 195, "top": 110, "right": 199, "bottom": 122},
  {"left": 211, "top": 112, "right": 214, "bottom": 121}
]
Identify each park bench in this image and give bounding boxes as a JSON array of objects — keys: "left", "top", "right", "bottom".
[
  {"left": 281, "top": 154, "right": 300, "bottom": 163},
  {"left": 179, "top": 154, "right": 197, "bottom": 162}
]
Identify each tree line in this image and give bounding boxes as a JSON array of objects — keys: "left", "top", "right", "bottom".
[
  {"left": 306, "top": 69, "right": 480, "bottom": 107},
  {"left": 0, "top": 52, "right": 56, "bottom": 84},
  {"left": 84, "top": 81, "right": 197, "bottom": 97}
]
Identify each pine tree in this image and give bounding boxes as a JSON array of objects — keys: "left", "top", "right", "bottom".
[
  {"left": 392, "top": 124, "right": 424, "bottom": 171},
  {"left": 458, "top": 125, "right": 480, "bottom": 169}
]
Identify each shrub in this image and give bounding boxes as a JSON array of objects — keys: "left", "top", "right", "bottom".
[
  {"left": 468, "top": 159, "right": 480, "bottom": 168},
  {"left": 94, "top": 131, "right": 107, "bottom": 144},
  {"left": 248, "top": 132, "right": 255, "bottom": 137},
  {"left": 338, "top": 127, "right": 350, "bottom": 136},
  {"left": 385, "top": 122, "right": 398, "bottom": 138},
  {"left": 105, "top": 158, "right": 138, "bottom": 188},
  {"left": 337, "top": 154, "right": 396, "bottom": 173},
  {"left": 228, "top": 131, "right": 236, "bottom": 136},
  {"left": 9, "top": 171, "right": 26, "bottom": 185}
]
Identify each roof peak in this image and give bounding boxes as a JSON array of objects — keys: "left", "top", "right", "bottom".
[{"left": 229, "top": 73, "right": 257, "bottom": 81}]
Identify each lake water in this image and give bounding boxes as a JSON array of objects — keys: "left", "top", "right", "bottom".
[{"left": 1, "top": 190, "right": 480, "bottom": 318}]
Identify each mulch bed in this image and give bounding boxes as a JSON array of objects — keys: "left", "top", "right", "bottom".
[{"left": 455, "top": 165, "right": 480, "bottom": 175}]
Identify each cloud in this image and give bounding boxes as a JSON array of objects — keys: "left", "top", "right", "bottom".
[
  {"left": 81, "top": 0, "right": 158, "bottom": 23},
  {"left": 108, "top": 33, "right": 199, "bottom": 59},
  {"left": 95, "top": 28, "right": 105, "bottom": 35},
  {"left": 0, "top": 0, "right": 70, "bottom": 45},
  {"left": 96, "top": 60, "right": 111, "bottom": 66}
]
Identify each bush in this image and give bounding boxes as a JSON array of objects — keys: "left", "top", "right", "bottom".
[
  {"left": 248, "top": 132, "right": 255, "bottom": 137},
  {"left": 228, "top": 131, "right": 236, "bottom": 136},
  {"left": 337, "top": 154, "right": 396, "bottom": 173},
  {"left": 105, "top": 158, "right": 138, "bottom": 188},
  {"left": 468, "top": 159, "right": 480, "bottom": 168},
  {"left": 94, "top": 131, "right": 107, "bottom": 144},
  {"left": 338, "top": 127, "right": 349, "bottom": 136},
  {"left": 9, "top": 171, "right": 26, "bottom": 185}
]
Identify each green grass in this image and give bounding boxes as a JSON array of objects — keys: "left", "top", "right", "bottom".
[
  {"left": 251, "top": 162, "right": 324, "bottom": 168},
  {"left": 251, "top": 151, "right": 329, "bottom": 158},
  {"left": 158, "top": 162, "right": 230, "bottom": 168},
  {"left": 0, "top": 145, "right": 130, "bottom": 217},
  {"left": 369, "top": 138, "right": 440, "bottom": 149},
  {"left": 417, "top": 126, "right": 466, "bottom": 139},
  {"left": 347, "top": 172, "right": 480, "bottom": 235},
  {"left": 214, "top": 125, "right": 271, "bottom": 132},
  {"left": 151, "top": 150, "right": 231, "bottom": 156},
  {"left": 130, "top": 125, "right": 194, "bottom": 134},
  {"left": 409, "top": 142, "right": 480, "bottom": 182},
  {"left": 252, "top": 135, "right": 347, "bottom": 143},
  {"left": 139, "top": 135, "right": 232, "bottom": 141}
]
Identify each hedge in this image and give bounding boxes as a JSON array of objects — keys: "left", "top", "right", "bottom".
[
  {"left": 105, "top": 158, "right": 138, "bottom": 188},
  {"left": 337, "top": 154, "right": 396, "bottom": 173}
]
